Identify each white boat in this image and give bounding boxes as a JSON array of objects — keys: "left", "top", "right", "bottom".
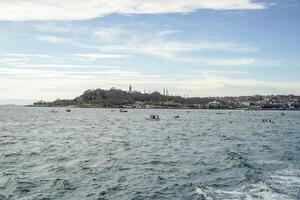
[
  {"left": 145, "top": 115, "right": 160, "bottom": 121},
  {"left": 119, "top": 108, "right": 128, "bottom": 113}
]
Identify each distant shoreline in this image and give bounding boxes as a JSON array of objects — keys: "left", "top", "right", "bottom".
[
  {"left": 26, "top": 105, "right": 300, "bottom": 111},
  {"left": 30, "top": 88, "right": 300, "bottom": 111}
]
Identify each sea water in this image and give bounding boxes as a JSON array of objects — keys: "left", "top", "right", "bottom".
[{"left": 0, "top": 106, "right": 299, "bottom": 199}]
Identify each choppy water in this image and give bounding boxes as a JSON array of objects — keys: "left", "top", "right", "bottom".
[{"left": 0, "top": 106, "right": 299, "bottom": 200}]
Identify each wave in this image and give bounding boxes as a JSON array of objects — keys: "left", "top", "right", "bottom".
[{"left": 195, "top": 182, "right": 293, "bottom": 200}]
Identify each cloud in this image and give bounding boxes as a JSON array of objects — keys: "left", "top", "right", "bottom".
[
  {"left": 160, "top": 55, "right": 259, "bottom": 65},
  {"left": 0, "top": 52, "right": 130, "bottom": 66},
  {"left": 34, "top": 32, "right": 259, "bottom": 63},
  {"left": 0, "top": 0, "right": 267, "bottom": 21},
  {"left": 207, "top": 58, "right": 257, "bottom": 66},
  {"left": 37, "top": 35, "right": 72, "bottom": 44},
  {"left": 78, "top": 39, "right": 259, "bottom": 62},
  {"left": 0, "top": 53, "right": 54, "bottom": 65},
  {"left": 95, "top": 40, "right": 258, "bottom": 53},
  {"left": 13, "top": 64, "right": 118, "bottom": 69},
  {"left": 180, "top": 58, "right": 260, "bottom": 66},
  {"left": 93, "top": 27, "right": 124, "bottom": 41},
  {"left": 32, "top": 23, "right": 72, "bottom": 33},
  {"left": 0, "top": 53, "right": 52, "bottom": 58},
  {"left": 67, "top": 53, "right": 131, "bottom": 61}
]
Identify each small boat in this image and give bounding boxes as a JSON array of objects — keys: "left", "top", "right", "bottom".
[
  {"left": 281, "top": 112, "right": 285, "bottom": 116},
  {"left": 66, "top": 108, "right": 71, "bottom": 112},
  {"left": 174, "top": 115, "right": 180, "bottom": 119},
  {"left": 145, "top": 115, "right": 160, "bottom": 121},
  {"left": 119, "top": 109, "right": 128, "bottom": 113},
  {"left": 50, "top": 109, "right": 58, "bottom": 113},
  {"left": 262, "top": 119, "right": 274, "bottom": 123}
]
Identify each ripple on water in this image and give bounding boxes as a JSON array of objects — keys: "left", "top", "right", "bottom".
[{"left": 0, "top": 107, "right": 299, "bottom": 199}]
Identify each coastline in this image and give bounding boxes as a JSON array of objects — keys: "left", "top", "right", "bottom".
[{"left": 25, "top": 105, "right": 300, "bottom": 111}]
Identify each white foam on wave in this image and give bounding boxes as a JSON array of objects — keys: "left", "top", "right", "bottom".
[
  {"left": 270, "top": 175, "right": 300, "bottom": 184},
  {"left": 254, "top": 159, "right": 284, "bottom": 165},
  {"left": 196, "top": 182, "right": 292, "bottom": 200},
  {"left": 195, "top": 187, "right": 213, "bottom": 200},
  {"left": 267, "top": 167, "right": 300, "bottom": 197},
  {"left": 240, "top": 182, "right": 292, "bottom": 200}
]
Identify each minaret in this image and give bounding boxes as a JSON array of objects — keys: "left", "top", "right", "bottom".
[{"left": 129, "top": 84, "right": 132, "bottom": 93}]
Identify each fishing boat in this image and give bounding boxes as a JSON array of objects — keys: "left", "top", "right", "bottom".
[
  {"left": 145, "top": 115, "right": 160, "bottom": 121},
  {"left": 119, "top": 108, "right": 128, "bottom": 113}
]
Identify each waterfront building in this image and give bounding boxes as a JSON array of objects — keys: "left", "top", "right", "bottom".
[{"left": 208, "top": 101, "right": 221, "bottom": 109}]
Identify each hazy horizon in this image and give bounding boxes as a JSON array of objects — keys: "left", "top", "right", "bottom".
[{"left": 0, "top": 0, "right": 299, "bottom": 101}]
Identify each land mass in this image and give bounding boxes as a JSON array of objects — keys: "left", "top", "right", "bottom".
[{"left": 31, "top": 88, "right": 300, "bottom": 110}]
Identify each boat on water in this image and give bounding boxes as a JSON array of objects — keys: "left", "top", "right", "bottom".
[
  {"left": 145, "top": 115, "right": 160, "bottom": 121},
  {"left": 281, "top": 112, "right": 285, "bottom": 116},
  {"left": 216, "top": 111, "right": 229, "bottom": 114},
  {"left": 216, "top": 111, "right": 225, "bottom": 114},
  {"left": 119, "top": 109, "right": 128, "bottom": 113},
  {"left": 50, "top": 109, "right": 58, "bottom": 113},
  {"left": 174, "top": 115, "right": 180, "bottom": 119},
  {"left": 262, "top": 119, "right": 274, "bottom": 123},
  {"left": 66, "top": 108, "right": 71, "bottom": 112}
]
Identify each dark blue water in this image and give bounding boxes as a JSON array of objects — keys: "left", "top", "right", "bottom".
[{"left": 0, "top": 106, "right": 299, "bottom": 199}]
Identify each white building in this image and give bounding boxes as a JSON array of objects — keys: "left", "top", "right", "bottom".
[{"left": 208, "top": 101, "right": 221, "bottom": 109}]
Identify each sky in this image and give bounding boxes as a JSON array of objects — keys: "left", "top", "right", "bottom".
[{"left": 0, "top": 0, "right": 299, "bottom": 104}]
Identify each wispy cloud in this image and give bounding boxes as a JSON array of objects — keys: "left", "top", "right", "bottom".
[
  {"left": 32, "top": 22, "right": 72, "bottom": 33},
  {"left": 0, "top": 0, "right": 267, "bottom": 21},
  {"left": 75, "top": 39, "right": 259, "bottom": 62},
  {"left": 13, "top": 64, "right": 118, "bottom": 69},
  {"left": 0, "top": 53, "right": 54, "bottom": 65},
  {"left": 67, "top": 53, "right": 131, "bottom": 61},
  {"left": 93, "top": 27, "right": 124, "bottom": 41},
  {"left": 182, "top": 58, "right": 282, "bottom": 67},
  {"left": 208, "top": 58, "right": 257, "bottom": 66},
  {"left": 37, "top": 35, "right": 72, "bottom": 44},
  {"left": 0, "top": 53, "right": 53, "bottom": 58},
  {"left": 35, "top": 32, "right": 260, "bottom": 64},
  {"left": 95, "top": 40, "right": 258, "bottom": 54}
]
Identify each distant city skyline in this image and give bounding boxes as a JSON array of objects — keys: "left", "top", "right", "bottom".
[{"left": 0, "top": 0, "right": 300, "bottom": 104}]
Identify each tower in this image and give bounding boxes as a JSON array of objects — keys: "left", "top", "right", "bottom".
[{"left": 129, "top": 84, "right": 132, "bottom": 93}]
